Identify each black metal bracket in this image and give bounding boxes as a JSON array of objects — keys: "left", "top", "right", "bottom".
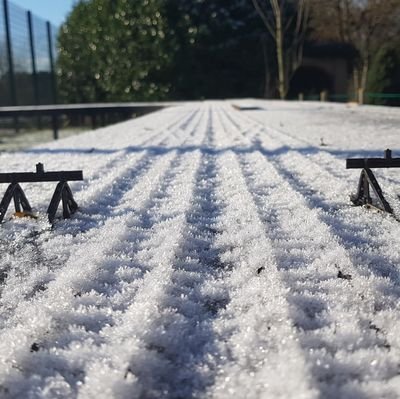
[
  {"left": 347, "top": 149, "right": 396, "bottom": 214},
  {"left": 0, "top": 163, "right": 83, "bottom": 224},
  {"left": 0, "top": 183, "right": 32, "bottom": 222},
  {"left": 47, "top": 181, "right": 78, "bottom": 224},
  {"left": 350, "top": 168, "right": 393, "bottom": 213}
]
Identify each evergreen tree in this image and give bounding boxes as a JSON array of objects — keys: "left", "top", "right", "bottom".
[
  {"left": 57, "top": 0, "right": 171, "bottom": 102},
  {"left": 368, "top": 46, "right": 400, "bottom": 106}
]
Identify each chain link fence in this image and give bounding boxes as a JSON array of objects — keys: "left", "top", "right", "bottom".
[{"left": 0, "top": 0, "right": 57, "bottom": 107}]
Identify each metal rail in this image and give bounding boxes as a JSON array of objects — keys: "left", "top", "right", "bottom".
[
  {"left": 0, "top": 102, "right": 171, "bottom": 116},
  {"left": 0, "top": 170, "right": 83, "bottom": 183},
  {"left": 0, "top": 102, "right": 172, "bottom": 139},
  {"left": 346, "top": 158, "right": 400, "bottom": 169}
]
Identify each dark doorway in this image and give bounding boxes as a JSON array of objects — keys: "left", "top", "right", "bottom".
[{"left": 289, "top": 66, "right": 334, "bottom": 98}]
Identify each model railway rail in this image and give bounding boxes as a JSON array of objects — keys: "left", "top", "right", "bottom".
[
  {"left": 0, "top": 163, "right": 83, "bottom": 224},
  {"left": 346, "top": 149, "right": 398, "bottom": 213}
]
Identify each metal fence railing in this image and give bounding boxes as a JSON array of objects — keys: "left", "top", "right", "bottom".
[{"left": 0, "top": 0, "right": 57, "bottom": 107}]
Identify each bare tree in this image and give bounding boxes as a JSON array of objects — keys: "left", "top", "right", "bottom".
[
  {"left": 252, "top": 0, "right": 310, "bottom": 99},
  {"left": 310, "top": 0, "right": 400, "bottom": 96}
]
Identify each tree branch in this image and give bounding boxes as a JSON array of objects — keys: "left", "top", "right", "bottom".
[{"left": 252, "top": 0, "right": 276, "bottom": 39}]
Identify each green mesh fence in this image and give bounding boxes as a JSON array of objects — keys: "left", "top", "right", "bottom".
[{"left": 0, "top": 0, "right": 57, "bottom": 106}]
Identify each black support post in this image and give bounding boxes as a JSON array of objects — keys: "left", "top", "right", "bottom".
[
  {"left": 27, "top": 11, "right": 41, "bottom": 129},
  {"left": 3, "top": 0, "right": 18, "bottom": 132},
  {"left": 46, "top": 21, "right": 58, "bottom": 140},
  {"left": 46, "top": 21, "right": 57, "bottom": 105},
  {"left": 91, "top": 112, "right": 97, "bottom": 130},
  {"left": 27, "top": 11, "right": 39, "bottom": 104},
  {"left": 51, "top": 115, "right": 59, "bottom": 140}
]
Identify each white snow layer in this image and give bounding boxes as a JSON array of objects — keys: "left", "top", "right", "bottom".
[{"left": 0, "top": 101, "right": 400, "bottom": 398}]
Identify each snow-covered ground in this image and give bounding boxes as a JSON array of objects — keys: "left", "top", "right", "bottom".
[{"left": 0, "top": 100, "right": 400, "bottom": 398}]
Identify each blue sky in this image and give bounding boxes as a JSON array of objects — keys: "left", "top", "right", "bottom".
[{"left": 11, "top": 0, "right": 76, "bottom": 26}]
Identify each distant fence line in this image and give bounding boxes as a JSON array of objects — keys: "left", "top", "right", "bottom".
[{"left": 0, "top": 0, "right": 57, "bottom": 107}]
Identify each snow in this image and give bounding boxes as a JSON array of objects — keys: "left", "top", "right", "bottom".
[{"left": 0, "top": 100, "right": 400, "bottom": 398}]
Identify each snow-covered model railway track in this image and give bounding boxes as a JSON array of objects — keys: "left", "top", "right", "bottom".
[
  {"left": 216, "top": 106, "right": 400, "bottom": 398},
  {"left": 0, "top": 101, "right": 400, "bottom": 398}
]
